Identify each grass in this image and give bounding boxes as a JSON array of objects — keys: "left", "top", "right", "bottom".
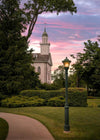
[
  {"left": 0, "top": 99, "right": 100, "bottom": 140},
  {"left": 0, "top": 118, "right": 8, "bottom": 140},
  {"left": 87, "top": 99, "right": 100, "bottom": 107}
]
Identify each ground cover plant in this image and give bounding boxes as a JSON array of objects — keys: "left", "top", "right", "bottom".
[
  {"left": 0, "top": 99, "right": 100, "bottom": 140},
  {"left": 0, "top": 118, "right": 8, "bottom": 140}
]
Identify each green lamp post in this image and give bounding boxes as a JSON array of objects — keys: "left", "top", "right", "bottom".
[{"left": 62, "top": 57, "right": 71, "bottom": 132}]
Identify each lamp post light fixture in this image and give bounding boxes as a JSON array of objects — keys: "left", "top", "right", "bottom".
[{"left": 62, "top": 57, "right": 71, "bottom": 132}]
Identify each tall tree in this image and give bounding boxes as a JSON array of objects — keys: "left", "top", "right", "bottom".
[
  {"left": 71, "top": 40, "right": 100, "bottom": 96},
  {"left": 0, "top": 0, "right": 40, "bottom": 95}
]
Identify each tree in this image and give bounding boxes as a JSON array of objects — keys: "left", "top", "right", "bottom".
[
  {"left": 0, "top": 0, "right": 40, "bottom": 95},
  {"left": 71, "top": 40, "right": 100, "bottom": 96},
  {"left": 70, "top": 55, "right": 85, "bottom": 87},
  {"left": 0, "top": 0, "right": 77, "bottom": 95},
  {"left": 52, "top": 65, "right": 65, "bottom": 89},
  {"left": 23, "top": 0, "right": 77, "bottom": 39},
  {"left": 68, "top": 72, "right": 86, "bottom": 87}
]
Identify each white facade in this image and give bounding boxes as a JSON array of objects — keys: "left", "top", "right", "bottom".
[{"left": 33, "top": 28, "right": 52, "bottom": 84}]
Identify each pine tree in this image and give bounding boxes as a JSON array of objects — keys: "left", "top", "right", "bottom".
[{"left": 0, "top": 0, "right": 40, "bottom": 95}]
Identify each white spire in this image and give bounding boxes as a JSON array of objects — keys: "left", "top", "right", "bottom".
[{"left": 40, "top": 27, "right": 50, "bottom": 55}]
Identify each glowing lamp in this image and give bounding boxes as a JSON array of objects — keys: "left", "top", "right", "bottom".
[{"left": 62, "top": 57, "right": 71, "bottom": 68}]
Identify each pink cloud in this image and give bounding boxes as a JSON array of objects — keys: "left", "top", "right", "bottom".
[
  {"left": 26, "top": 0, "right": 100, "bottom": 72},
  {"left": 49, "top": 41, "right": 84, "bottom": 71}
]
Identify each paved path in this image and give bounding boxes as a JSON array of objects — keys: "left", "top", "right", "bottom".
[{"left": 0, "top": 112, "right": 54, "bottom": 140}]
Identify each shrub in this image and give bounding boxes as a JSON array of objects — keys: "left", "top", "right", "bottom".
[
  {"left": 68, "top": 87, "right": 86, "bottom": 92},
  {"left": 1, "top": 96, "right": 45, "bottom": 108},
  {"left": 20, "top": 90, "right": 64, "bottom": 100},
  {"left": 47, "top": 96, "right": 65, "bottom": 107},
  {"left": 0, "top": 93, "right": 8, "bottom": 106},
  {"left": 20, "top": 88, "right": 87, "bottom": 107},
  {"left": 68, "top": 91, "right": 87, "bottom": 107},
  {"left": 1, "top": 88, "right": 87, "bottom": 107}
]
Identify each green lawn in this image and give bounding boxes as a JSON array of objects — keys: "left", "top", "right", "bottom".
[
  {"left": 87, "top": 99, "right": 100, "bottom": 107},
  {"left": 0, "top": 118, "right": 8, "bottom": 140},
  {"left": 0, "top": 99, "right": 100, "bottom": 140}
]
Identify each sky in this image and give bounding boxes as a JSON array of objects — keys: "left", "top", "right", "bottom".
[{"left": 25, "top": 0, "right": 100, "bottom": 72}]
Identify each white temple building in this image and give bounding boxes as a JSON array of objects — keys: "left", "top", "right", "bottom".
[{"left": 33, "top": 28, "right": 52, "bottom": 84}]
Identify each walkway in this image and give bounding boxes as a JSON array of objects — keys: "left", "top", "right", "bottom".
[{"left": 0, "top": 112, "right": 54, "bottom": 140}]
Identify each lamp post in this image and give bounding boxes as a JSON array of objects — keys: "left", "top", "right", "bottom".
[{"left": 62, "top": 57, "right": 71, "bottom": 132}]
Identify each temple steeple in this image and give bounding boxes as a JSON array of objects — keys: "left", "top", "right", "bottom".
[
  {"left": 40, "top": 28, "right": 50, "bottom": 55},
  {"left": 42, "top": 27, "right": 48, "bottom": 43},
  {"left": 33, "top": 27, "right": 52, "bottom": 84}
]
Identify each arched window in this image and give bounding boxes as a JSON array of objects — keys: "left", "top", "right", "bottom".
[{"left": 38, "top": 66, "right": 41, "bottom": 74}]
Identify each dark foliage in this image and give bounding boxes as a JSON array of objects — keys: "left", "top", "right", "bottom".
[
  {"left": 71, "top": 40, "right": 100, "bottom": 96},
  {"left": 0, "top": 0, "right": 40, "bottom": 96}
]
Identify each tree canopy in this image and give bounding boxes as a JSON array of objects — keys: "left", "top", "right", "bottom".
[
  {"left": 71, "top": 40, "right": 100, "bottom": 96},
  {"left": 0, "top": 0, "right": 40, "bottom": 95},
  {"left": 52, "top": 65, "right": 65, "bottom": 88},
  {"left": 0, "top": 0, "right": 77, "bottom": 40}
]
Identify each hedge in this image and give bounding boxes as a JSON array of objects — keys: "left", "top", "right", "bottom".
[
  {"left": 1, "top": 96, "right": 45, "bottom": 108},
  {"left": 20, "top": 88, "right": 87, "bottom": 107},
  {"left": 68, "top": 91, "right": 87, "bottom": 107},
  {"left": 47, "top": 92, "right": 87, "bottom": 107},
  {"left": 47, "top": 96, "right": 65, "bottom": 107},
  {"left": 20, "top": 90, "right": 64, "bottom": 100},
  {"left": 1, "top": 88, "right": 87, "bottom": 107}
]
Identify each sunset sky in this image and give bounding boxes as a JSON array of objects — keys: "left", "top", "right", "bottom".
[{"left": 26, "top": 0, "right": 100, "bottom": 72}]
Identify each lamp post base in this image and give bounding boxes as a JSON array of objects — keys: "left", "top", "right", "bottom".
[
  {"left": 64, "top": 105, "right": 70, "bottom": 131},
  {"left": 64, "top": 125, "right": 70, "bottom": 131},
  {"left": 64, "top": 130, "right": 71, "bottom": 133}
]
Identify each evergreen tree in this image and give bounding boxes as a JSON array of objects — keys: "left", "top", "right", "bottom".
[{"left": 0, "top": 0, "right": 40, "bottom": 95}]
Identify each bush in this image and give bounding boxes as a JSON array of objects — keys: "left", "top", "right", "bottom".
[
  {"left": 0, "top": 93, "right": 8, "bottom": 106},
  {"left": 47, "top": 96, "right": 65, "bottom": 107},
  {"left": 68, "top": 91, "right": 87, "bottom": 107},
  {"left": 1, "top": 88, "right": 87, "bottom": 107},
  {"left": 20, "top": 90, "right": 64, "bottom": 100},
  {"left": 1, "top": 96, "right": 45, "bottom": 108},
  {"left": 20, "top": 88, "right": 87, "bottom": 107},
  {"left": 68, "top": 87, "right": 86, "bottom": 92}
]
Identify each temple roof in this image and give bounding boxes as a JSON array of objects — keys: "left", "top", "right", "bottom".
[{"left": 33, "top": 53, "right": 52, "bottom": 66}]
